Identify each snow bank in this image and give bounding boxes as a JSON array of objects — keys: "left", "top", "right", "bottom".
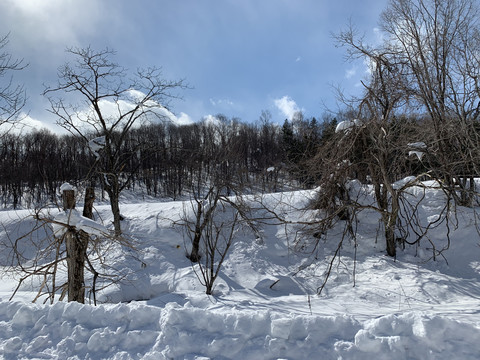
[{"left": 1, "top": 299, "right": 479, "bottom": 360}]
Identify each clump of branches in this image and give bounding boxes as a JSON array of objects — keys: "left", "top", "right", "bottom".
[{"left": 262, "top": 108, "right": 454, "bottom": 295}]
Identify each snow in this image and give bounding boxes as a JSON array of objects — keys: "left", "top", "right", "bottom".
[
  {"left": 53, "top": 209, "right": 108, "bottom": 237},
  {"left": 1, "top": 183, "right": 480, "bottom": 359},
  {"left": 88, "top": 136, "right": 106, "bottom": 160},
  {"left": 335, "top": 119, "right": 361, "bottom": 133},
  {"left": 408, "top": 142, "right": 427, "bottom": 160},
  {"left": 1, "top": 300, "right": 479, "bottom": 359},
  {"left": 59, "top": 182, "right": 75, "bottom": 192}
]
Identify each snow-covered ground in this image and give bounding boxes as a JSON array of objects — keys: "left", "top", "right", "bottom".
[{"left": 1, "top": 185, "right": 480, "bottom": 359}]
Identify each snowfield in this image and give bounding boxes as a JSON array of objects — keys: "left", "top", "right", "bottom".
[{"left": 1, "top": 185, "right": 480, "bottom": 359}]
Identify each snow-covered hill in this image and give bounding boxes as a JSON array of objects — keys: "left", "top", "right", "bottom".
[{"left": 0, "top": 186, "right": 480, "bottom": 359}]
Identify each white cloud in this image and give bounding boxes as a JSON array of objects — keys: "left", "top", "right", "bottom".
[
  {"left": 21, "top": 115, "right": 50, "bottom": 131},
  {"left": 0, "top": 113, "right": 57, "bottom": 134},
  {"left": 373, "top": 27, "right": 384, "bottom": 44},
  {"left": 345, "top": 66, "right": 357, "bottom": 79},
  {"left": 1, "top": 0, "right": 108, "bottom": 48},
  {"left": 209, "top": 98, "right": 234, "bottom": 107},
  {"left": 364, "top": 57, "right": 375, "bottom": 75},
  {"left": 68, "top": 91, "right": 193, "bottom": 130},
  {"left": 202, "top": 114, "right": 219, "bottom": 126},
  {"left": 274, "top": 96, "right": 301, "bottom": 120},
  {"left": 175, "top": 112, "right": 193, "bottom": 126},
  {"left": 9, "top": 102, "right": 193, "bottom": 135},
  {"left": 295, "top": 56, "right": 302, "bottom": 62}
]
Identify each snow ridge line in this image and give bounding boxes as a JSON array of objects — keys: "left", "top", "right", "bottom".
[{"left": 1, "top": 299, "right": 479, "bottom": 359}]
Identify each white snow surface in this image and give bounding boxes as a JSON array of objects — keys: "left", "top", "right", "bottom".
[{"left": 1, "top": 185, "right": 480, "bottom": 359}]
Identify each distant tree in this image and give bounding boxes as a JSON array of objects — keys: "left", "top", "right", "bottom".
[
  {"left": 281, "top": 113, "right": 321, "bottom": 187},
  {"left": 44, "top": 46, "right": 186, "bottom": 235}
]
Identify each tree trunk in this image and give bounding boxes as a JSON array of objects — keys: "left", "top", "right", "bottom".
[
  {"left": 83, "top": 186, "right": 95, "bottom": 219},
  {"left": 385, "top": 221, "right": 397, "bottom": 258},
  {"left": 384, "top": 194, "right": 399, "bottom": 258},
  {"left": 189, "top": 231, "right": 202, "bottom": 262},
  {"left": 188, "top": 201, "right": 203, "bottom": 263},
  {"left": 105, "top": 186, "right": 122, "bottom": 236},
  {"left": 111, "top": 196, "right": 122, "bottom": 237},
  {"left": 188, "top": 188, "right": 220, "bottom": 262},
  {"left": 78, "top": 186, "right": 95, "bottom": 303},
  {"left": 66, "top": 231, "right": 88, "bottom": 303}
]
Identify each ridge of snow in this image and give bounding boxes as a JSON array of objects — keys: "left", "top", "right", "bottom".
[{"left": 1, "top": 299, "right": 479, "bottom": 359}]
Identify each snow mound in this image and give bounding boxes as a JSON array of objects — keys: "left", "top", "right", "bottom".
[{"left": 1, "top": 300, "right": 479, "bottom": 360}]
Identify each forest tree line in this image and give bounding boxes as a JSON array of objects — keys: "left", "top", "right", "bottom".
[{"left": 0, "top": 112, "right": 337, "bottom": 209}]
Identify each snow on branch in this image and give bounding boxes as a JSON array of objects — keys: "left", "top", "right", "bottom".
[
  {"left": 88, "top": 136, "right": 106, "bottom": 160},
  {"left": 335, "top": 119, "right": 361, "bottom": 133}
]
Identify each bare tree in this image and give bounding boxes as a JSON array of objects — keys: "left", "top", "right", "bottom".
[
  {"left": 0, "top": 33, "right": 26, "bottom": 130},
  {"left": 326, "top": 0, "right": 480, "bottom": 259},
  {"left": 180, "top": 188, "right": 243, "bottom": 295},
  {"left": 378, "top": 0, "right": 480, "bottom": 206},
  {"left": 326, "top": 27, "right": 412, "bottom": 257},
  {"left": 185, "top": 185, "right": 223, "bottom": 263},
  {"left": 44, "top": 46, "right": 186, "bottom": 235}
]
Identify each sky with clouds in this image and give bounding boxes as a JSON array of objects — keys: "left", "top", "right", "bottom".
[{"left": 0, "top": 0, "right": 386, "bottom": 131}]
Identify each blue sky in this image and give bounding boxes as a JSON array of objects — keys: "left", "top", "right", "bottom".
[{"left": 0, "top": 0, "right": 386, "bottom": 131}]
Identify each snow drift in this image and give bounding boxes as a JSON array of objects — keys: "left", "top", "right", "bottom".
[
  {"left": 1, "top": 184, "right": 480, "bottom": 359},
  {"left": 1, "top": 300, "right": 479, "bottom": 360}
]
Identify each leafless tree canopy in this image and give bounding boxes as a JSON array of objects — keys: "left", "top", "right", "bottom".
[
  {"left": 306, "top": 0, "right": 480, "bottom": 264},
  {"left": 0, "top": 33, "right": 26, "bottom": 129},
  {"left": 44, "top": 47, "right": 188, "bottom": 236}
]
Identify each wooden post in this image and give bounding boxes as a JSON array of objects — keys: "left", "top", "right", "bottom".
[
  {"left": 62, "top": 189, "right": 75, "bottom": 211},
  {"left": 62, "top": 187, "right": 87, "bottom": 303}
]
